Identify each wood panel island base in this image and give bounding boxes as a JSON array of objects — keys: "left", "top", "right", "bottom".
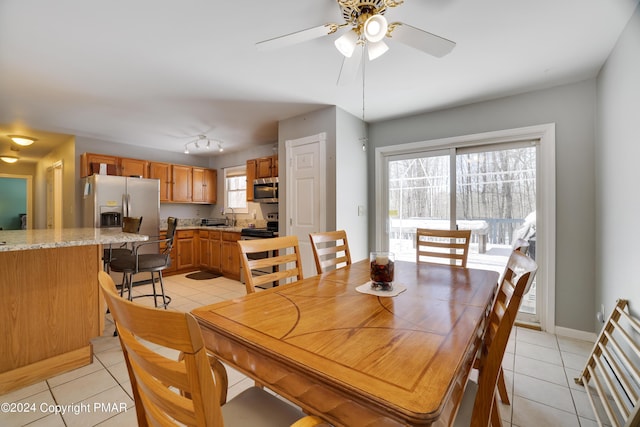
[{"left": 0, "top": 228, "right": 148, "bottom": 395}]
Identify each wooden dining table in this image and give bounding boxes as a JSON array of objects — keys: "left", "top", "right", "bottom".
[{"left": 192, "top": 259, "right": 499, "bottom": 427}]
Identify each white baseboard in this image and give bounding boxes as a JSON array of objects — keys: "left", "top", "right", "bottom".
[{"left": 554, "top": 326, "right": 597, "bottom": 342}]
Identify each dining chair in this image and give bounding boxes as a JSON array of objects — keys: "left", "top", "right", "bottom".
[
  {"left": 110, "top": 216, "right": 177, "bottom": 308},
  {"left": 98, "top": 271, "right": 326, "bottom": 427},
  {"left": 454, "top": 249, "right": 538, "bottom": 427},
  {"left": 238, "top": 235, "right": 304, "bottom": 294},
  {"left": 309, "top": 230, "right": 352, "bottom": 274},
  {"left": 490, "top": 236, "right": 530, "bottom": 404},
  {"left": 416, "top": 228, "right": 472, "bottom": 267},
  {"left": 102, "top": 216, "right": 143, "bottom": 273}
]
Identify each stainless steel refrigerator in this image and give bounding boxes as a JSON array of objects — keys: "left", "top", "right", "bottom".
[{"left": 82, "top": 175, "right": 160, "bottom": 250}]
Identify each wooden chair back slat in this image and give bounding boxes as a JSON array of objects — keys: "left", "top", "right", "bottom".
[
  {"left": 309, "top": 230, "right": 352, "bottom": 274},
  {"left": 98, "top": 271, "right": 223, "bottom": 427},
  {"left": 238, "top": 235, "right": 304, "bottom": 293},
  {"left": 468, "top": 250, "right": 537, "bottom": 426},
  {"left": 575, "top": 299, "right": 640, "bottom": 427},
  {"left": 416, "top": 228, "right": 472, "bottom": 267}
]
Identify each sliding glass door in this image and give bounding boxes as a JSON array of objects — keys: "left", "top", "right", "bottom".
[{"left": 386, "top": 142, "right": 539, "bottom": 321}]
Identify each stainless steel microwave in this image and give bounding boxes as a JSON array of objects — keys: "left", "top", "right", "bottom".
[{"left": 253, "top": 177, "right": 278, "bottom": 203}]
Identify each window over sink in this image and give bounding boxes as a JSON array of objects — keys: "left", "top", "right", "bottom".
[{"left": 224, "top": 165, "right": 248, "bottom": 213}]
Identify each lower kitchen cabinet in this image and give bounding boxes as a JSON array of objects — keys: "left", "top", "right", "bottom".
[
  {"left": 221, "top": 231, "right": 241, "bottom": 281},
  {"left": 198, "top": 230, "right": 222, "bottom": 273},
  {"left": 176, "top": 230, "right": 195, "bottom": 271},
  {"left": 164, "top": 229, "right": 239, "bottom": 280}
]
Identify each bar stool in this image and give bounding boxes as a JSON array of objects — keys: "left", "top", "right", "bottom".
[
  {"left": 102, "top": 216, "right": 143, "bottom": 273},
  {"left": 110, "top": 217, "right": 178, "bottom": 308}
]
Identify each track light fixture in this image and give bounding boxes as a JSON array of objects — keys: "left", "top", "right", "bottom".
[{"left": 183, "top": 135, "right": 224, "bottom": 155}]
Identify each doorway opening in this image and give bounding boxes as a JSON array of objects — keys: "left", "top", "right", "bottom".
[{"left": 0, "top": 174, "right": 33, "bottom": 230}]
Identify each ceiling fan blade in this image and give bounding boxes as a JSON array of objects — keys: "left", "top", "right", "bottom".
[
  {"left": 388, "top": 23, "right": 456, "bottom": 57},
  {"left": 336, "top": 46, "right": 363, "bottom": 86},
  {"left": 256, "top": 24, "right": 336, "bottom": 51}
]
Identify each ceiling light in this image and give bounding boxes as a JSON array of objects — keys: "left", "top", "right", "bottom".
[
  {"left": 184, "top": 145, "right": 190, "bottom": 154},
  {"left": 205, "top": 140, "right": 211, "bottom": 150},
  {"left": 8, "top": 135, "right": 37, "bottom": 146},
  {"left": 363, "top": 14, "right": 388, "bottom": 43},
  {"left": 367, "top": 40, "right": 389, "bottom": 60},
  {"left": 1, "top": 155, "right": 19, "bottom": 163},
  {"left": 217, "top": 141, "right": 224, "bottom": 152},
  {"left": 334, "top": 29, "right": 359, "bottom": 57}
]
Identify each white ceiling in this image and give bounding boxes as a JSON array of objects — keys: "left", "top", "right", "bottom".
[{"left": 0, "top": 0, "right": 638, "bottom": 161}]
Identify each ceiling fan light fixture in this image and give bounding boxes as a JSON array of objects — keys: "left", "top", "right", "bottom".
[
  {"left": 8, "top": 135, "right": 37, "bottom": 146},
  {"left": 334, "top": 29, "right": 359, "bottom": 57},
  {"left": 367, "top": 39, "right": 389, "bottom": 60},
  {"left": 363, "top": 14, "right": 388, "bottom": 43}
]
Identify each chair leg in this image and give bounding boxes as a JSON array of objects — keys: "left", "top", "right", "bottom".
[
  {"left": 491, "top": 395, "right": 503, "bottom": 427},
  {"left": 157, "top": 271, "right": 169, "bottom": 309},
  {"left": 497, "top": 367, "right": 510, "bottom": 405},
  {"left": 149, "top": 272, "right": 170, "bottom": 309},
  {"left": 150, "top": 272, "right": 159, "bottom": 307}
]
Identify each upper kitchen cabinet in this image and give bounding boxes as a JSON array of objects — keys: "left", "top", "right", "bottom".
[
  {"left": 149, "top": 162, "right": 172, "bottom": 202},
  {"left": 80, "top": 153, "right": 118, "bottom": 177},
  {"left": 246, "top": 159, "right": 256, "bottom": 201},
  {"left": 171, "top": 164, "right": 192, "bottom": 202},
  {"left": 256, "top": 155, "right": 278, "bottom": 178},
  {"left": 192, "top": 167, "right": 217, "bottom": 204},
  {"left": 119, "top": 157, "right": 149, "bottom": 178},
  {"left": 246, "top": 155, "right": 277, "bottom": 201}
]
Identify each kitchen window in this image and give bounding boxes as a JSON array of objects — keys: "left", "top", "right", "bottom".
[{"left": 224, "top": 165, "right": 248, "bottom": 213}]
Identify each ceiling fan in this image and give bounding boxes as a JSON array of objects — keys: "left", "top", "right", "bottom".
[{"left": 256, "top": 0, "right": 456, "bottom": 85}]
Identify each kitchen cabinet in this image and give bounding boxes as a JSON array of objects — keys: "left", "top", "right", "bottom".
[
  {"left": 193, "top": 168, "right": 217, "bottom": 204},
  {"left": 176, "top": 229, "right": 195, "bottom": 270},
  {"left": 246, "top": 155, "right": 277, "bottom": 201},
  {"left": 80, "top": 153, "right": 118, "bottom": 177},
  {"left": 119, "top": 157, "right": 149, "bottom": 178},
  {"left": 172, "top": 165, "right": 192, "bottom": 202},
  {"left": 221, "top": 231, "right": 241, "bottom": 280},
  {"left": 256, "top": 155, "right": 277, "bottom": 178},
  {"left": 198, "top": 230, "right": 221, "bottom": 272},
  {"left": 149, "top": 162, "right": 172, "bottom": 202},
  {"left": 246, "top": 159, "right": 256, "bottom": 201}
]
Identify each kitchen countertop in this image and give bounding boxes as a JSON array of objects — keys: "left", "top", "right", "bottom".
[
  {"left": 0, "top": 228, "right": 149, "bottom": 252},
  {"left": 170, "top": 225, "right": 245, "bottom": 233}
]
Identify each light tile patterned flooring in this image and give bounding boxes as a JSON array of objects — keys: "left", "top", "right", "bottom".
[{"left": 0, "top": 273, "right": 599, "bottom": 427}]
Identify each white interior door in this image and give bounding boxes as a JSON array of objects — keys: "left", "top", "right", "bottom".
[{"left": 286, "top": 133, "right": 326, "bottom": 278}]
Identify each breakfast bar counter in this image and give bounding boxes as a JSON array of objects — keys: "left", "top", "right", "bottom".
[{"left": 0, "top": 228, "right": 148, "bottom": 394}]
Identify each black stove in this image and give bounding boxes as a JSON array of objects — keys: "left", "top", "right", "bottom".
[
  {"left": 240, "top": 228, "right": 277, "bottom": 238},
  {"left": 241, "top": 220, "right": 278, "bottom": 238}
]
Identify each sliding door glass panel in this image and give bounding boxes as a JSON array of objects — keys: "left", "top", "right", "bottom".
[
  {"left": 385, "top": 142, "right": 539, "bottom": 321},
  {"left": 388, "top": 152, "right": 450, "bottom": 261},
  {"left": 456, "top": 144, "right": 538, "bottom": 318}
]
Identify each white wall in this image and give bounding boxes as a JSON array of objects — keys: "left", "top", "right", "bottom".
[
  {"left": 595, "top": 4, "right": 640, "bottom": 324},
  {"left": 279, "top": 106, "right": 369, "bottom": 262},
  {"left": 336, "top": 107, "right": 368, "bottom": 262},
  {"left": 369, "top": 79, "right": 597, "bottom": 333}
]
